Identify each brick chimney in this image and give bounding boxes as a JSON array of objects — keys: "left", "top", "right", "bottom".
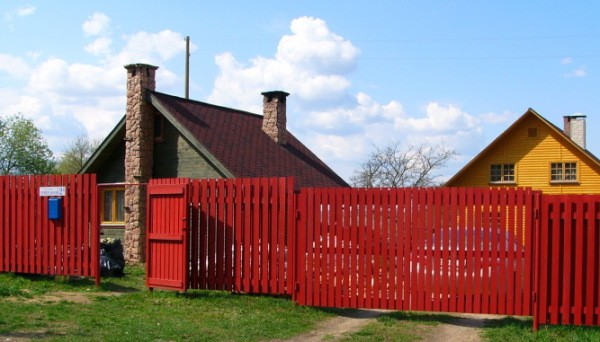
[
  {"left": 563, "top": 115, "right": 586, "bottom": 149},
  {"left": 261, "top": 91, "right": 289, "bottom": 145},
  {"left": 123, "top": 63, "right": 158, "bottom": 263}
]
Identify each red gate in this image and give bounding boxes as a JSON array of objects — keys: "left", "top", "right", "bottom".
[
  {"left": 294, "top": 187, "right": 537, "bottom": 316},
  {"left": 146, "top": 182, "right": 189, "bottom": 291}
]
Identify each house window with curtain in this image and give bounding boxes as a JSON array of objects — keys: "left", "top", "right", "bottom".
[
  {"left": 550, "top": 162, "right": 578, "bottom": 183},
  {"left": 490, "top": 164, "right": 515, "bottom": 183},
  {"left": 102, "top": 187, "right": 125, "bottom": 224}
]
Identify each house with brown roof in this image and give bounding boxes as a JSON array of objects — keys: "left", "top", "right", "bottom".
[
  {"left": 81, "top": 63, "right": 348, "bottom": 262},
  {"left": 445, "top": 108, "right": 600, "bottom": 193}
]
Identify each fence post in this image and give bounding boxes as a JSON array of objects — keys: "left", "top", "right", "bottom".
[{"left": 532, "top": 191, "right": 542, "bottom": 331}]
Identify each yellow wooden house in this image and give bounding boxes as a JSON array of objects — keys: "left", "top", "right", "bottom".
[{"left": 445, "top": 108, "right": 600, "bottom": 194}]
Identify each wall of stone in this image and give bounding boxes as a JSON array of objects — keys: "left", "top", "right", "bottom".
[{"left": 123, "top": 64, "right": 157, "bottom": 263}]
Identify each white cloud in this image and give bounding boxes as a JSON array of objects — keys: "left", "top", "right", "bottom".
[
  {"left": 277, "top": 17, "right": 359, "bottom": 74},
  {"left": 84, "top": 37, "right": 113, "bottom": 56},
  {"left": 116, "top": 30, "right": 187, "bottom": 66},
  {"left": 396, "top": 103, "right": 479, "bottom": 132},
  {"left": 208, "top": 16, "right": 360, "bottom": 110},
  {"left": 4, "top": 5, "right": 36, "bottom": 21},
  {"left": 561, "top": 57, "right": 573, "bottom": 65},
  {"left": 0, "top": 54, "right": 31, "bottom": 79},
  {"left": 17, "top": 5, "right": 36, "bottom": 17},
  {"left": 565, "top": 66, "right": 587, "bottom": 78},
  {"left": 82, "top": 12, "right": 110, "bottom": 37}
]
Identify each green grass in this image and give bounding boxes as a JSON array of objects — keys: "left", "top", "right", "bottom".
[
  {"left": 482, "top": 317, "right": 600, "bottom": 342},
  {"left": 0, "top": 266, "right": 332, "bottom": 341}
]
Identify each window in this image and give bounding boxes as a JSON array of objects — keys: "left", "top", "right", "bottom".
[
  {"left": 527, "top": 127, "right": 538, "bottom": 138},
  {"left": 490, "top": 164, "right": 515, "bottom": 183},
  {"left": 550, "top": 162, "right": 578, "bottom": 183},
  {"left": 102, "top": 188, "right": 125, "bottom": 224}
]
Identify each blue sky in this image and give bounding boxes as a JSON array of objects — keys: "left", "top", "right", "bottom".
[{"left": 1, "top": 1, "right": 599, "bottom": 182}]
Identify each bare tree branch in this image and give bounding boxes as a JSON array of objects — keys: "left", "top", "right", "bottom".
[{"left": 351, "top": 141, "right": 457, "bottom": 188}]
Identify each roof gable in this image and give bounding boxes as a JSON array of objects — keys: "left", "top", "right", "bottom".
[{"left": 446, "top": 108, "right": 600, "bottom": 186}]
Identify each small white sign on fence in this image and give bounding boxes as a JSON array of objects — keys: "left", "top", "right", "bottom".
[{"left": 39, "top": 186, "right": 66, "bottom": 197}]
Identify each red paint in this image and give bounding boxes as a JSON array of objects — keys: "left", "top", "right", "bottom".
[{"left": 0, "top": 174, "right": 99, "bottom": 281}]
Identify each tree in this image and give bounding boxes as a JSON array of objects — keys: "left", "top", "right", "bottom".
[
  {"left": 0, "top": 114, "right": 55, "bottom": 175},
  {"left": 56, "top": 135, "right": 101, "bottom": 174},
  {"left": 351, "top": 141, "right": 457, "bottom": 188}
]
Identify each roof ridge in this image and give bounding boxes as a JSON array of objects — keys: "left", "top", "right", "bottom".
[{"left": 151, "top": 91, "right": 263, "bottom": 119}]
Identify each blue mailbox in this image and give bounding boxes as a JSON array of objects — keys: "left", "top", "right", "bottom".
[{"left": 48, "top": 197, "right": 63, "bottom": 220}]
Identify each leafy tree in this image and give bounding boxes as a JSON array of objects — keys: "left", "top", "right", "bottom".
[
  {"left": 56, "top": 135, "right": 101, "bottom": 174},
  {"left": 351, "top": 141, "right": 457, "bottom": 188},
  {"left": 0, "top": 114, "right": 55, "bottom": 175}
]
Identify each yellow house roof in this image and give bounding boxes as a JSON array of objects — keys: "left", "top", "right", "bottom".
[{"left": 445, "top": 108, "right": 600, "bottom": 186}]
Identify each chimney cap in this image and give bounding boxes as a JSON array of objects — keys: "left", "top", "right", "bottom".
[
  {"left": 124, "top": 63, "right": 159, "bottom": 71},
  {"left": 564, "top": 114, "right": 587, "bottom": 119},
  {"left": 261, "top": 90, "right": 290, "bottom": 98}
]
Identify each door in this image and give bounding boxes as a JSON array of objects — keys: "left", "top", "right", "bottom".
[{"left": 146, "top": 183, "right": 189, "bottom": 291}]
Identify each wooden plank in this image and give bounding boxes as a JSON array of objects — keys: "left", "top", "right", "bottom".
[
  {"left": 241, "top": 178, "right": 252, "bottom": 293},
  {"left": 573, "top": 196, "right": 584, "bottom": 325},
  {"left": 342, "top": 188, "right": 352, "bottom": 308},
  {"left": 306, "top": 188, "right": 315, "bottom": 306},
  {"left": 562, "top": 197, "right": 573, "bottom": 324},
  {"left": 294, "top": 189, "right": 307, "bottom": 305},
  {"left": 224, "top": 179, "right": 234, "bottom": 291},
  {"left": 550, "top": 196, "right": 561, "bottom": 324},
  {"left": 364, "top": 188, "right": 374, "bottom": 309},
  {"left": 457, "top": 187, "right": 468, "bottom": 313},
  {"left": 257, "top": 178, "right": 268, "bottom": 293},
  {"left": 269, "top": 178, "right": 279, "bottom": 294},
  {"left": 334, "top": 188, "right": 344, "bottom": 307},
  {"left": 281, "top": 178, "right": 293, "bottom": 295},
  {"left": 387, "top": 189, "right": 398, "bottom": 310},
  {"left": 0, "top": 177, "right": 5, "bottom": 272},
  {"left": 584, "top": 197, "right": 597, "bottom": 326}
]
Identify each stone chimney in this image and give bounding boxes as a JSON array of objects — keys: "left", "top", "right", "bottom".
[
  {"left": 563, "top": 115, "right": 586, "bottom": 149},
  {"left": 123, "top": 63, "right": 158, "bottom": 263},
  {"left": 261, "top": 91, "right": 289, "bottom": 145}
]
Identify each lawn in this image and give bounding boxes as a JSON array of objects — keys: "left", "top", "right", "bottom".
[
  {"left": 1, "top": 267, "right": 599, "bottom": 341},
  {"left": 0, "top": 266, "right": 331, "bottom": 341}
]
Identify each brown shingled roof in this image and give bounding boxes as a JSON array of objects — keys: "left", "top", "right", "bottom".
[{"left": 150, "top": 91, "right": 349, "bottom": 188}]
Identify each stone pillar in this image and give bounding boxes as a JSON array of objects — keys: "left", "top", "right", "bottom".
[
  {"left": 261, "top": 91, "right": 289, "bottom": 145},
  {"left": 124, "top": 63, "right": 158, "bottom": 263}
]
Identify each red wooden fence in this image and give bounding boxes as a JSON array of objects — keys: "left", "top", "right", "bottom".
[
  {"left": 143, "top": 176, "right": 600, "bottom": 331},
  {"left": 535, "top": 194, "right": 600, "bottom": 330},
  {"left": 146, "top": 177, "right": 295, "bottom": 294},
  {"left": 188, "top": 177, "right": 295, "bottom": 294},
  {"left": 0, "top": 174, "right": 99, "bottom": 282},
  {"left": 294, "top": 187, "right": 538, "bottom": 317}
]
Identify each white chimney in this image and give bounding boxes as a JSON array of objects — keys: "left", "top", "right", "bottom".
[{"left": 563, "top": 115, "right": 586, "bottom": 149}]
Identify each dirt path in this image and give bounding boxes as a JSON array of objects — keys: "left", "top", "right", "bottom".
[
  {"left": 272, "top": 309, "right": 386, "bottom": 342},
  {"left": 276, "top": 311, "right": 498, "bottom": 342},
  {"left": 420, "top": 313, "right": 496, "bottom": 342}
]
